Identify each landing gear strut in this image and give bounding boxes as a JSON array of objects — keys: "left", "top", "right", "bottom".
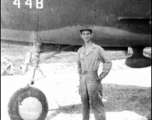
[{"left": 30, "top": 42, "right": 45, "bottom": 85}]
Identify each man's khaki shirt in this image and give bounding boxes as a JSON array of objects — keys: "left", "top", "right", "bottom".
[{"left": 77, "top": 43, "right": 112, "bottom": 80}]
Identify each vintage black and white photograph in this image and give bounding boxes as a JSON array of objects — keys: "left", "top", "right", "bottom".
[{"left": 1, "top": 0, "right": 151, "bottom": 120}]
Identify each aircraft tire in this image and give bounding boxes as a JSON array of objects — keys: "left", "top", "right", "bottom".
[{"left": 8, "top": 86, "right": 48, "bottom": 120}]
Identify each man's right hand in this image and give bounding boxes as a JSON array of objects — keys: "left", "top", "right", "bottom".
[{"left": 79, "top": 75, "right": 82, "bottom": 80}]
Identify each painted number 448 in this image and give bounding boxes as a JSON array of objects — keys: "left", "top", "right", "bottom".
[{"left": 13, "top": 0, "right": 43, "bottom": 9}]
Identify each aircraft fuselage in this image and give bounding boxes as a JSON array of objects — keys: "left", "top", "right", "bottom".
[{"left": 1, "top": 0, "right": 151, "bottom": 47}]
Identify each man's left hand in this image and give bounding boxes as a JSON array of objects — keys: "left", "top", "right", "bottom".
[{"left": 96, "top": 77, "right": 102, "bottom": 82}]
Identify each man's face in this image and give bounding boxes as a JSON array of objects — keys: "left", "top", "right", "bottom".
[{"left": 80, "top": 31, "right": 93, "bottom": 42}]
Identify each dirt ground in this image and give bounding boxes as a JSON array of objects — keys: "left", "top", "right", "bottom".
[{"left": 1, "top": 42, "right": 151, "bottom": 120}]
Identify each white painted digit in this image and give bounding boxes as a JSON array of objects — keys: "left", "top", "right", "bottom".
[
  {"left": 13, "top": 0, "right": 43, "bottom": 9},
  {"left": 25, "top": 0, "right": 32, "bottom": 9},
  {"left": 13, "top": 0, "right": 20, "bottom": 8},
  {"left": 36, "top": 0, "right": 43, "bottom": 9}
]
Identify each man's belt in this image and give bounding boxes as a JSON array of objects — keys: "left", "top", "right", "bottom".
[{"left": 82, "top": 70, "right": 97, "bottom": 75}]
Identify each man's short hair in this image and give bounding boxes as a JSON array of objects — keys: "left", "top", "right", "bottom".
[{"left": 80, "top": 26, "right": 93, "bottom": 34}]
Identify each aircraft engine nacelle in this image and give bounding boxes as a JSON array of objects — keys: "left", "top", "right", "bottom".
[{"left": 125, "top": 47, "right": 151, "bottom": 68}]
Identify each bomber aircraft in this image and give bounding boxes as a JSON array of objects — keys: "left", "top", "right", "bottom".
[
  {"left": 1, "top": 0, "right": 151, "bottom": 120},
  {"left": 1, "top": 0, "right": 151, "bottom": 68}
]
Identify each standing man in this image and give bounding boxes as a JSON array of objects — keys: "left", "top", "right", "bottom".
[{"left": 77, "top": 26, "right": 112, "bottom": 120}]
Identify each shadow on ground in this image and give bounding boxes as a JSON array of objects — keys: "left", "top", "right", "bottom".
[{"left": 46, "top": 84, "right": 151, "bottom": 120}]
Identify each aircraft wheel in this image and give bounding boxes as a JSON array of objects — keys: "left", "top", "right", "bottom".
[{"left": 8, "top": 86, "right": 48, "bottom": 120}]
